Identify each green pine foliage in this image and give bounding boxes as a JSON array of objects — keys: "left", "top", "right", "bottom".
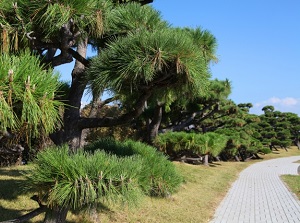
[
  {"left": 154, "top": 131, "right": 227, "bottom": 157},
  {"left": 204, "top": 132, "right": 228, "bottom": 157},
  {"left": 0, "top": 51, "right": 63, "bottom": 138},
  {"left": 0, "top": 1, "right": 160, "bottom": 54},
  {"left": 215, "top": 127, "right": 267, "bottom": 160},
  {"left": 104, "top": 2, "right": 168, "bottom": 35},
  {"left": 24, "top": 145, "right": 144, "bottom": 210},
  {"left": 84, "top": 138, "right": 183, "bottom": 197},
  {"left": 87, "top": 27, "right": 210, "bottom": 98}
]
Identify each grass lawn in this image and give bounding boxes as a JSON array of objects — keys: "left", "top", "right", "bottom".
[
  {"left": 281, "top": 159, "right": 300, "bottom": 200},
  {"left": 281, "top": 175, "right": 300, "bottom": 200},
  {"left": 1, "top": 147, "right": 299, "bottom": 223}
]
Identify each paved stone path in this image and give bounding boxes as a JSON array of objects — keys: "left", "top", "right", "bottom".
[{"left": 210, "top": 156, "right": 300, "bottom": 223}]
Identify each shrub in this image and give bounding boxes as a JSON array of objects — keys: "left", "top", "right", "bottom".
[
  {"left": 259, "top": 147, "right": 272, "bottom": 154},
  {"left": 84, "top": 138, "right": 183, "bottom": 197},
  {"left": 154, "top": 131, "right": 227, "bottom": 157},
  {"left": 24, "top": 145, "right": 144, "bottom": 210}
]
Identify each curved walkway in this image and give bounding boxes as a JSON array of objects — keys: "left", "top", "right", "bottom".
[{"left": 210, "top": 156, "right": 300, "bottom": 223}]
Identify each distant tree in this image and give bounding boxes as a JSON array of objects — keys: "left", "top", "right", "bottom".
[
  {"left": 129, "top": 78, "right": 233, "bottom": 145},
  {"left": 160, "top": 79, "right": 232, "bottom": 133},
  {"left": 154, "top": 131, "right": 227, "bottom": 165},
  {"left": 284, "top": 112, "right": 300, "bottom": 149},
  {"left": 214, "top": 103, "right": 267, "bottom": 161},
  {"left": 258, "top": 106, "right": 296, "bottom": 151}
]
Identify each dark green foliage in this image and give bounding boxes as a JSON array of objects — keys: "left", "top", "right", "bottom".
[
  {"left": 105, "top": 2, "right": 168, "bottom": 35},
  {"left": 214, "top": 127, "right": 265, "bottom": 161},
  {"left": 154, "top": 131, "right": 227, "bottom": 157},
  {"left": 259, "top": 147, "right": 272, "bottom": 154},
  {"left": 84, "top": 137, "right": 134, "bottom": 156},
  {"left": 258, "top": 108, "right": 299, "bottom": 149},
  {"left": 214, "top": 129, "right": 240, "bottom": 156},
  {"left": 84, "top": 138, "right": 183, "bottom": 197},
  {"left": 154, "top": 131, "right": 199, "bottom": 154}
]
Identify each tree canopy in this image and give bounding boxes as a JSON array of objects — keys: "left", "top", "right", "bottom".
[
  {"left": 1, "top": 0, "right": 218, "bottom": 152},
  {"left": 1, "top": 1, "right": 300, "bottom": 222}
]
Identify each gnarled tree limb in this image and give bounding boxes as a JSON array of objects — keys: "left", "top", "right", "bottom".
[{"left": 79, "top": 89, "right": 152, "bottom": 129}]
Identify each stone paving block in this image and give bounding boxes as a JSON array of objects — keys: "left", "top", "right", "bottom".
[{"left": 210, "top": 156, "right": 300, "bottom": 223}]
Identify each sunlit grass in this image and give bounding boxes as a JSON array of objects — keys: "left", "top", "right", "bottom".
[
  {"left": 281, "top": 175, "right": 300, "bottom": 200},
  {"left": 1, "top": 147, "right": 299, "bottom": 223},
  {"left": 0, "top": 165, "right": 44, "bottom": 223},
  {"left": 281, "top": 157, "right": 300, "bottom": 200}
]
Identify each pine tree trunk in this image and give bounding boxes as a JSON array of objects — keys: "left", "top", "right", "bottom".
[
  {"left": 203, "top": 154, "right": 209, "bottom": 166},
  {"left": 214, "top": 156, "right": 221, "bottom": 162},
  {"left": 43, "top": 207, "right": 69, "bottom": 223},
  {"left": 63, "top": 39, "right": 88, "bottom": 151},
  {"left": 147, "top": 104, "right": 162, "bottom": 144},
  {"left": 234, "top": 155, "right": 240, "bottom": 162}
]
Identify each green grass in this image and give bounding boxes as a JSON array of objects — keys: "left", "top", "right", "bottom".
[
  {"left": 281, "top": 159, "right": 300, "bottom": 200},
  {"left": 1, "top": 147, "right": 299, "bottom": 223},
  {"left": 0, "top": 165, "right": 44, "bottom": 223},
  {"left": 281, "top": 175, "right": 300, "bottom": 200}
]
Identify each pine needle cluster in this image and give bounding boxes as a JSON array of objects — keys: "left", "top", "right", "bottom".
[
  {"left": 0, "top": 51, "right": 63, "bottom": 139},
  {"left": 84, "top": 138, "right": 183, "bottom": 197},
  {"left": 88, "top": 28, "right": 210, "bottom": 98},
  {"left": 154, "top": 131, "right": 227, "bottom": 157},
  {"left": 24, "top": 145, "right": 144, "bottom": 210}
]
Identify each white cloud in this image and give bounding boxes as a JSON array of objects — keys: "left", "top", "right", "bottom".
[
  {"left": 269, "top": 97, "right": 298, "bottom": 106},
  {"left": 251, "top": 97, "right": 300, "bottom": 116}
]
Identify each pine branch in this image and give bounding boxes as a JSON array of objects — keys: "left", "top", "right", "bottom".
[
  {"left": 79, "top": 90, "right": 152, "bottom": 129},
  {"left": 68, "top": 48, "right": 90, "bottom": 67},
  {"left": 161, "top": 104, "right": 214, "bottom": 132}
]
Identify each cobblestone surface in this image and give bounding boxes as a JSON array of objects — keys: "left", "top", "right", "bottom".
[{"left": 210, "top": 156, "right": 300, "bottom": 223}]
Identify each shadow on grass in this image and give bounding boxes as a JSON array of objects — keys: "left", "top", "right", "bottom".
[
  {"left": 0, "top": 206, "right": 26, "bottom": 222},
  {"left": 209, "top": 162, "right": 222, "bottom": 167},
  {"left": 0, "top": 168, "right": 25, "bottom": 178},
  {"left": 0, "top": 179, "right": 27, "bottom": 200},
  {"left": 0, "top": 167, "right": 37, "bottom": 222},
  {"left": 0, "top": 205, "right": 47, "bottom": 223}
]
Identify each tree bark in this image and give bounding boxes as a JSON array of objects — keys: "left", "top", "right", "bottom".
[
  {"left": 203, "top": 154, "right": 209, "bottom": 166},
  {"left": 63, "top": 38, "right": 88, "bottom": 151},
  {"left": 234, "top": 155, "right": 240, "bottom": 162},
  {"left": 147, "top": 103, "right": 163, "bottom": 144},
  {"left": 43, "top": 207, "right": 69, "bottom": 223},
  {"left": 214, "top": 156, "right": 221, "bottom": 162},
  {"left": 78, "top": 90, "right": 152, "bottom": 129}
]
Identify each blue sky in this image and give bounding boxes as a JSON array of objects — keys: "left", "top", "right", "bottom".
[
  {"left": 58, "top": 0, "right": 300, "bottom": 115},
  {"left": 151, "top": 0, "right": 300, "bottom": 115}
]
